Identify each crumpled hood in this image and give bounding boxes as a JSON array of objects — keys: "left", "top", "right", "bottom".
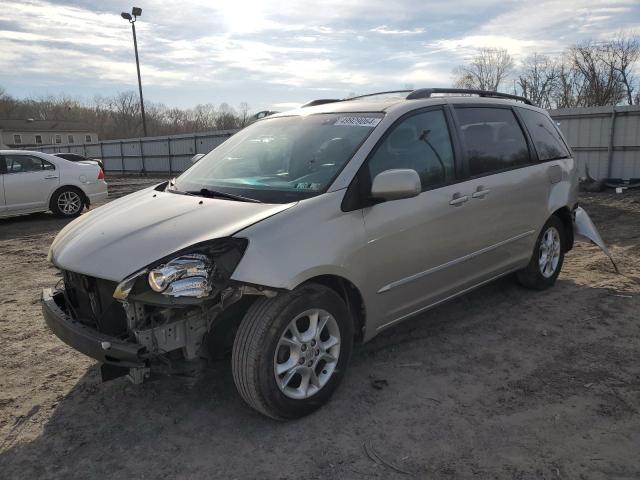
[{"left": 49, "top": 187, "right": 295, "bottom": 281}]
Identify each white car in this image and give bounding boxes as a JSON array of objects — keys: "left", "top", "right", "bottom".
[{"left": 0, "top": 150, "right": 108, "bottom": 218}]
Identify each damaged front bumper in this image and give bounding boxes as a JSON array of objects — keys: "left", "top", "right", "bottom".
[
  {"left": 42, "top": 277, "right": 276, "bottom": 384},
  {"left": 42, "top": 288, "right": 148, "bottom": 370}
]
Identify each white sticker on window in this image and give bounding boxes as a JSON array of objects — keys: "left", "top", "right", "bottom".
[{"left": 334, "top": 116, "right": 381, "bottom": 127}]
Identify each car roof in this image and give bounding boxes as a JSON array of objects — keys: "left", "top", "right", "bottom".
[
  {"left": 0, "top": 150, "right": 62, "bottom": 161},
  {"left": 269, "top": 89, "right": 548, "bottom": 118},
  {"left": 0, "top": 149, "right": 47, "bottom": 155}
]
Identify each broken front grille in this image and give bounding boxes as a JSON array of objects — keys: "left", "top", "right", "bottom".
[{"left": 62, "top": 271, "right": 128, "bottom": 336}]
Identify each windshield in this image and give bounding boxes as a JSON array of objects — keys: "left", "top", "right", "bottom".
[{"left": 172, "top": 113, "right": 383, "bottom": 203}]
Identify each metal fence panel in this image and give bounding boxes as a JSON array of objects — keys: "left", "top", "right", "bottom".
[
  {"left": 550, "top": 105, "right": 640, "bottom": 180},
  {"left": 30, "top": 129, "right": 240, "bottom": 174},
  {"left": 30, "top": 107, "right": 638, "bottom": 179}
]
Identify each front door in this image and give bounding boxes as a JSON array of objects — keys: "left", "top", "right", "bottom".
[
  {"left": 2, "top": 154, "right": 59, "bottom": 212},
  {"left": 359, "top": 107, "right": 488, "bottom": 331}
]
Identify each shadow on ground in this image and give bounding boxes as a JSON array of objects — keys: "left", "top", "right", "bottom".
[
  {"left": 0, "top": 213, "right": 71, "bottom": 241},
  {"left": 1, "top": 272, "right": 638, "bottom": 480}
]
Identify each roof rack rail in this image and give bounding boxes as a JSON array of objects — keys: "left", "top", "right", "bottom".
[
  {"left": 301, "top": 99, "right": 342, "bottom": 108},
  {"left": 302, "top": 90, "right": 413, "bottom": 108},
  {"left": 346, "top": 90, "right": 413, "bottom": 101},
  {"left": 406, "top": 88, "right": 534, "bottom": 105}
]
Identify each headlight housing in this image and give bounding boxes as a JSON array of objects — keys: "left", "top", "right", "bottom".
[
  {"left": 113, "top": 238, "right": 248, "bottom": 301},
  {"left": 148, "top": 254, "right": 212, "bottom": 297}
]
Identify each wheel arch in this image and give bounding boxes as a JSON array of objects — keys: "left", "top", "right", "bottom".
[
  {"left": 551, "top": 206, "right": 573, "bottom": 252},
  {"left": 297, "top": 274, "right": 367, "bottom": 343}
]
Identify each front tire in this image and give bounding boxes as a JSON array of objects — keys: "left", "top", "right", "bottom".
[
  {"left": 232, "top": 283, "right": 353, "bottom": 420},
  {"left": 51, "top": 187, "right": 85, "bottom": 218},
  {"left": 516, "top": 215, "right": 566, "bottom": 289}
]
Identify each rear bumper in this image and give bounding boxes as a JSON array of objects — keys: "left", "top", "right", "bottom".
[
  {"left": 86, "top": 189, "right": 108, "bottom": 204},
  {"left": 82, "top": 180, "right": 108, "bottom": 206},
  {"left": 573, "top": 206, "right": 618, "bottom": 272},
  {"left": 41, "top": 288, "right": 146, "bottom": 368}
]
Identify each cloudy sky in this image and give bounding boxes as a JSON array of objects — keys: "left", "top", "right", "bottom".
[{"left": 0, "top": 0, "right": 638, "bottom": 111}]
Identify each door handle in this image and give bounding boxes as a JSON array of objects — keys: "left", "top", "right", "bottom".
[
  {"left": 44, "top": 175, "right": 58, "bottom": 179},
  {"left": 449, "top": 194, "right": 469, "bottom": 206},
  {"left": 471, "top": 187, "right": 491, "bottom": 199}
]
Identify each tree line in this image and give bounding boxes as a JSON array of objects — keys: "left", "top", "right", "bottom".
[
  {"left": 0, "top": 88, "right": 252, "bottom": 140},
  {"left": 452, "top": 34, "right": 640, "bottom": 109}
]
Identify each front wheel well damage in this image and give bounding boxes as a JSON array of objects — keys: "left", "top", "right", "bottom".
[
  {"left": 552, "top": 206, "right": 574, "bottom": 252},
  {"left": 206, "top": 295, "right": 258, "bottom": 359}
]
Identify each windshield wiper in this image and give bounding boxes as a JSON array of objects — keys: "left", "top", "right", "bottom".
[
  {"left": 195, "top": 188, "right": 262, "bottom": 203},
  {"left": 166, "top": 186, "right": 261, "bottom": 203}
]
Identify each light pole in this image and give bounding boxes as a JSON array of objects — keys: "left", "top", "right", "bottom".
[{"left": 121, "top": 7, "right": 147, "bottom": 137}]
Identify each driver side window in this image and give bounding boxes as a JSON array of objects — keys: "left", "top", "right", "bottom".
[{"left": 368, "top": 109, "right": 455, "bottom": 191}]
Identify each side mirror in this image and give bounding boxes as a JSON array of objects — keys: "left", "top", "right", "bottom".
[{"left": 370, "top": 169, "right": 421, "bottom": 201}]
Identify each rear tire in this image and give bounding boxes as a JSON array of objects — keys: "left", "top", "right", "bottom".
[
  {"left": 516, "top": 215, "right": 566, "bottom": 290},
  {"left": 232, "top": 283, "right": 353, "bottom": 420},
  {"left": 51, "top": 187, "right": 85, "bottom": 218}
]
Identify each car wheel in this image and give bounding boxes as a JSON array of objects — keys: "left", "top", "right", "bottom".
[
  {"left": 516, "top": 215, "right": 565, "bottom": 289},
  {"left": 232, "top": 283, "right": 353, "bottom": 420},
  {"left": 51, "top": 188, "right": 85, "bottom": 218}
]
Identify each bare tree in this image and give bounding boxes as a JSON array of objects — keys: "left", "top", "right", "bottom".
[
  {"left": 192, "top": 104, "right": 218, "bottom": 131},
  {"left": 551, "top": 59, "right": 583, "bottom": 108},
  {"left": 569, "top": 41, "right": 626, "bottom": 106},
  {"left": 0, "top": 85, "right": 252, "bottom": 140},
  {"left": 453, "top": 48, "right": 514, "bottom": 91},
  {"left": 517, "top": 53, "right": 559, "bottom": 108},
  {"left": 237, "top": 102, "right": 250, "bottom": 128},
  {"left": 605, "top": 34, "right": 640, "bottom": 105},
  {"left": 215, "top": 103, "right": 240, "bottom": 130},
  {"left": 108, "top": 91, "right": 143, "bottom": 137},
  {"left": 0, "top": 86, "right": 20, "bottom": 118}
]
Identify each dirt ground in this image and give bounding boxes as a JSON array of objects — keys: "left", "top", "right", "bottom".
[{"left": 1, "top": 176, "right": 639, "bottom": 480}]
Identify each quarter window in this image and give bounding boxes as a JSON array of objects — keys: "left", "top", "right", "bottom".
[
  {"left": 517, "top": 108, "right": 570, "bottom": 161},
  {"left": 456, "top": 107, "right": 530, "bottom": 176},
  {"left": 368, "top": 109, "right": 455, "bottom": 191}
]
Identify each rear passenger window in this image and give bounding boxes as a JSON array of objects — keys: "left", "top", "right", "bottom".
[
  {"left": 456, "top": 107, "right": 530, "bottom": 176},
  {"left": 3, "top": 155, "right": 54, "bottom": 173},
  {"left": 368, "top": 109, "right": 455, "bottom": 191},
  {"left": 517, "top": 108, "right": 570, "bottom": 161}
]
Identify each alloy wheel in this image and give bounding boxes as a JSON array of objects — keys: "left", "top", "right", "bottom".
[
  {"left": 273, "top": 308, "right": 341, "bottom": 400},
  {"left": 539, "top": 226, "right": 561, "bottom": 278},
  {"left": 57, "top": 191, "right": 82, "bottom": 215}
]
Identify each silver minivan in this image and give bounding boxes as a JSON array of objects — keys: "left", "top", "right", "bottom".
[{"left": 42, "top": 89, "right": 607, "bottom": 419}]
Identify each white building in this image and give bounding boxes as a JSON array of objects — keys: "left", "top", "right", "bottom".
[{"left": 0, "top": 119, "right": 98, "bottom": 149}]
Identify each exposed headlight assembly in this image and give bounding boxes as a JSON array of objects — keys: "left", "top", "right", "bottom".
[
  {"left": 148, "top": 254, "right": 213, "bottom": 297},
  {"left": 113, "top": 238, "right": 248, "bottom": 301}
]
